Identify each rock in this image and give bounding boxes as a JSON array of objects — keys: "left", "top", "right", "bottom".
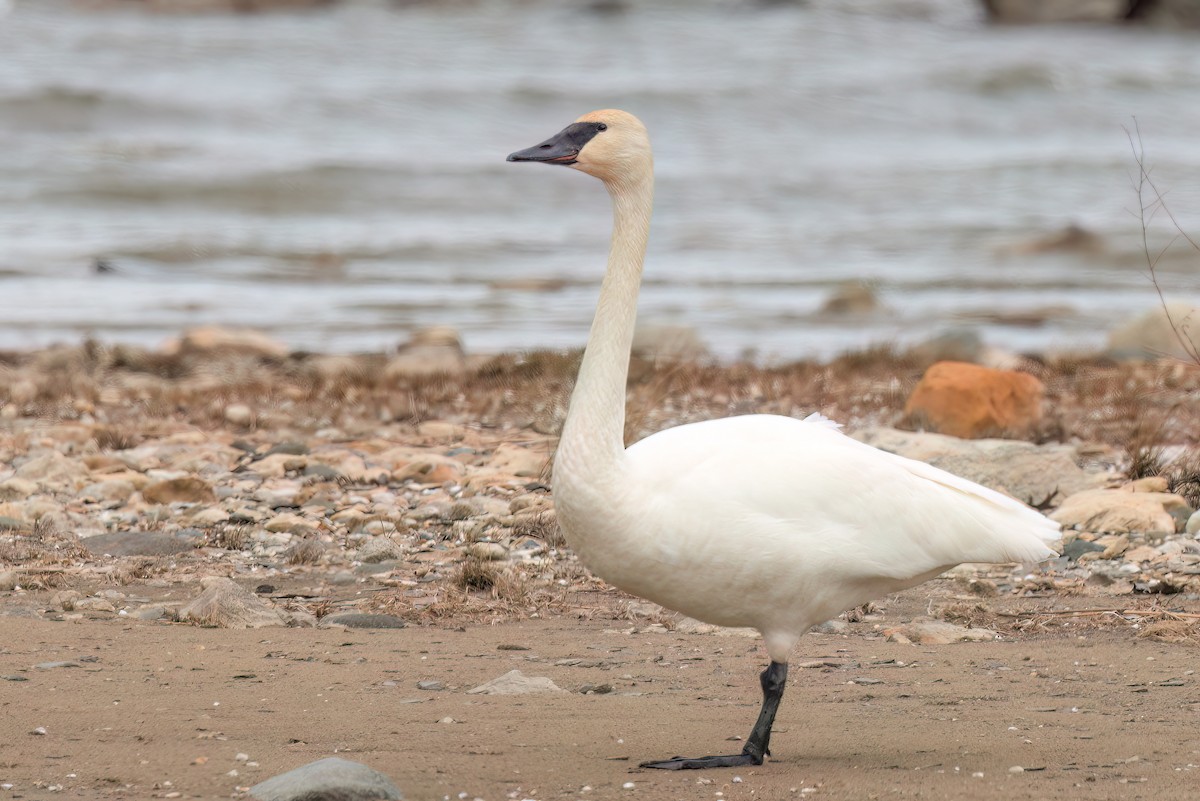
[
  {"left": 73, "top": 597, "right": 117, "bottom": 613},
  {"left": 82, "top": 530, "right": 199, "bottom": 557},
  {"left": 487, "top": 443, "right": 549, "bottom": 478},
  {"left": 417, "top": 680, "right": 445, "bottom": 691},
  {"left": 49, "top": 590, "right": 83, "bottom": 611},
  {"left": 467, "top": 669, "right": 567, "bottom": 696},
  {"left": 265, "top": 513, "right": 316, "bottom": 534},
  {"left": 1187, "top": 510, "right": 1200, "bottom": 536},
  {"left": 908, "top": 328, "right": 986, "bottom": 367},
  {"left": 1005, "top": 223, "right": 1105, "bottom": 255},
  {"left": 818, "top": 281, "right": 880, "bottom": 315},
  {"left": 884, "top": 619, "right": 999, "bottom": 645},
  {"left": 1107, "top": 303, "right": 1200, "bottom": 362},
  {"left": 248, "top": 757, "right": 403, "bottom": 801},
  {"left": 320, "top": 613, "right": 407, "bottom": 629},
  {"left": 141, "top": 477, "right": 215, "bottom": 505},
  {"left": 1051, "top": 489, "right": 1185, "bottom": 534},
  {"left": 0, "top": 478, "right": 37, "bottom": 501},
  {"left": 904, "top": 361, "right": 1044, "bottom": 439},
  {"left": 77, "top": 479, "right": 136, "bottom": 504},
  {"left": 0, "top": 571, "right": 18, "bottom": 591},
  {"left": 177, "top": 577, "right": 288, "bottom": 629},
  {"left": 224, "top": 404, "right": 255, "bottom": 427},
  {"left": 356, "top": 536, "right": 404, "bottom": 563},
  {"left": 0, "top": 514, "right": 30, "bottom": 532},
  {"left": 1062, "top": 538, "right": 1105, "bottom": 562},
  {"left": 1125, "top": 476, "right": 1170, "bottom": 493},
  {"left": 14, "top": 452, "right": 89, "bottom": 489},
  {"left": 981, "top": 0, "right": 1130, "bottom": 23},
  {"left": 853, "top": 427, "right": 1102, "bottom": 505},
  {"left": 385, "top": 327, "right": 465, "bottom": 378},
  {"left": 467, "top": 542, "right": 508, "bottom": 561},
  {"left": 631, "top": 323, "right": 709, "bottom": 362},
  {"left": 164, "top": 326, "right": 288, "bottom": 359}
]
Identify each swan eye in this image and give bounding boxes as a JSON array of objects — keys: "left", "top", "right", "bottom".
[{"left": 597, "top": 123, "right": 607, "bottom": 131}]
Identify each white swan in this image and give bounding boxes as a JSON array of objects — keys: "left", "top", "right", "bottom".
[{"left": 507, "top": 110, "right": 1060, "bottom": 771}]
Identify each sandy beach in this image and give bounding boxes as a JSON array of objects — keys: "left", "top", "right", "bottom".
[{"left": 2, "top": 339, "right": 1199, "bottom": 800}]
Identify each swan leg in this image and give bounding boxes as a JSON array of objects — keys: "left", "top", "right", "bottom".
[{"left": 640, "top": 661, "right": 788, "bottom": 771}]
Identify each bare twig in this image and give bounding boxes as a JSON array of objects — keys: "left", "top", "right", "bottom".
[{"left": 1125, "top": 120, "right": 1200, "bottom": 366}]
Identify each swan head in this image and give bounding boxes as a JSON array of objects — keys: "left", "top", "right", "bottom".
[{"left": 507, "top": 109, "right": 651, "bottom": 186}]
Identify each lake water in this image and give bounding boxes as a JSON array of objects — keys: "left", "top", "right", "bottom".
[{"left": 1, "top": 0, "right": 1199, "bottom": 361}]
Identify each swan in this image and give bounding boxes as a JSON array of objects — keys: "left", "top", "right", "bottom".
[{"left": 507, "top": 110, "right": 1060, "bottom": 771}]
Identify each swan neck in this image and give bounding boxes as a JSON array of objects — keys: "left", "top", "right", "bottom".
[{"left": 559, "top": 171, "right": 653, "bottom": 477}]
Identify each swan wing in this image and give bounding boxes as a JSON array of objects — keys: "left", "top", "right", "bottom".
[{"left": 624, "top": 413, "right": 1060, "bottom": 582}]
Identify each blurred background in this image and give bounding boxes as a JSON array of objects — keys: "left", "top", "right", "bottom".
[{"left": 1, "top": 0, "right": 1198, "bottom": 362}]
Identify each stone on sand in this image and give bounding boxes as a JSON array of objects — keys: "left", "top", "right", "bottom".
[
  {"left": 319, "top": 613, "right": 407, "bottom": 629},
  {"left": 467, "top": 669, "right": 567, "bottom": 696},
  {"left": 884, "top": 619, "right": 999, "bottom": 645},
  {"left": 177, "top": 577, "right": 288, "bottom": 629},
  {"left": 1050, "top": 489, "right": 1186, "bottom": 535},
  {"left": 249, "top": 757, "right": 402, "bottom": 801}
]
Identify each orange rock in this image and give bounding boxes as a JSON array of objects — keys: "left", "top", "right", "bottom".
[{"left": 904, "top": 361, "right": 1044, "bottom": 439}]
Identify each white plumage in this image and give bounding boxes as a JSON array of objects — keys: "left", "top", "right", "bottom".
[{"left": 508, "top": 109, "right": 1059, "bottom": 771}]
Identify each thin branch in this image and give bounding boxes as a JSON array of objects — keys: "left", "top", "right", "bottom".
[{"left": 1124, "top": 119, "right": 1200, "bottom": 366}]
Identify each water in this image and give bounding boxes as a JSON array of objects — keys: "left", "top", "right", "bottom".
[{"left": 1, "top": 0, "right": 1199, "bottom": 361}]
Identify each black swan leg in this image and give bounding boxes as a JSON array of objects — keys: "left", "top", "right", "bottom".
[{"left": 640, "top": 661, "right": 788, "bottom": 770}]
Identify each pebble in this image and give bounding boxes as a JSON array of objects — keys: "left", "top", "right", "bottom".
[
  {"left": 0, "top": 570, "right": 17, "bottom": 591},
  {"left": 224, "top": 403, "right": 255, "bottom": 427},
  {"left": 417, "top": 680, "right": 446, "bottom": 691}
]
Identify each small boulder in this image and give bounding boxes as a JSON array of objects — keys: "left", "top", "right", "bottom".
[
  {"left": 1050, "top": 489, "right": 1186, "bottom": 535},
  {"left": 467, "top": 669, "right": 566, "bottom": 696},
  {"left": 385, "top": 327, "right": 465, "bottom": 378},
  {"left": 818, "top": 280, "right": 881, "bottom": 315},
  {"left": 356, "top": 536, "right": 404, "bottom": 564},
  {"left": 903, "top": 360, "right": 1044, "bottom": 439},
  {"left": 177, "top": 577, "right": 288, "bottom": 629},
  {"left": 249, "top": 757, "right": 402, "bottom": 801},
  {"left": 853, "top": 426, "right": 1102, "bottom": 505},
  {"left": 164, "top": 326, "right": 288, "bottom": 359},
  {"left": 1107, "top": 303, "right": 1200, "bottom": 362},
  {"left": 141, "top": 477, "right": 215, "bottom": 505},
  {"left": 487, "top": 443, "right": 549, "bottom": 478},
  {"left": 884, "top": 618, "right": 999, "bottom": 645}
]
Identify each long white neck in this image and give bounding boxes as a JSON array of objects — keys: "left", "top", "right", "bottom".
[{"left": 555, "top": 169, "right": 654, "bottom": 485}]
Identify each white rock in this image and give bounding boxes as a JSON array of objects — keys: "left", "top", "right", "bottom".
[{"left": 466, "top": 669, "right": 567, "bottom": 696}]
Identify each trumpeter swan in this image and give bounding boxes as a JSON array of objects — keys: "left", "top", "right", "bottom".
[{"left": 507, "top": 110, "right": 1060, "bottom": 771}]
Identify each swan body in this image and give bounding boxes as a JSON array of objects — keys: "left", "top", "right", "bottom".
[{"left": 508, "top": 109, "right": 1059, "bottom": 769}]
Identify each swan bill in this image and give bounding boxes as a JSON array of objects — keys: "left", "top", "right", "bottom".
[{"left": 506, "top": 121, "right": 608, "bottom": 165}]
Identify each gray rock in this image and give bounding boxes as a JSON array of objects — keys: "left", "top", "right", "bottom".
[
  {"left": 49, "top": 590, "right": 82, "bottom": 611},
  {"left": 320, "top": 613, "right": 407, "bottom": 629},
  {"left": 35, "top": 661, "right": 81, "bottom": 670},
  {"left": 249, "top": 757, "right": 402, "bottom": 801},
  {"left": 177, "top": 577, "right": 288, "bottom": 629},
  {"left": 852, "top": 426, "right": 1104, "bottom": 506},
  {"left": 1186, "top": 510, "right": 1200, "bottom": 536},
  {"left": 417, "top": 680, "right": 445, "bottom": 691},
  {"left": 0, "top": 571, "right": 17, "bottom": 592},
  {"left": 356, "top": 536, "right": 404, "bottom": 564},
  {"left": 1063, "top": 538, "right": 1105, "bottom": 561},
  {"left": 77, "top": 479, "right": 136, "bottom": 504},
  {"left": 132, "top": 604, "right": 171, "bottom": 621},
  {"left": 467, "top": 669, "right": 567, "bottom": 696},
  {"left": 0, "top": 515, "right": 30, "bottom": 532},
  {"left": 1107, "top": 302, "right": 1200, "bottom": 362},
  {"left": 82, "top": 530, "right": 199, "bottom": 557}
]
